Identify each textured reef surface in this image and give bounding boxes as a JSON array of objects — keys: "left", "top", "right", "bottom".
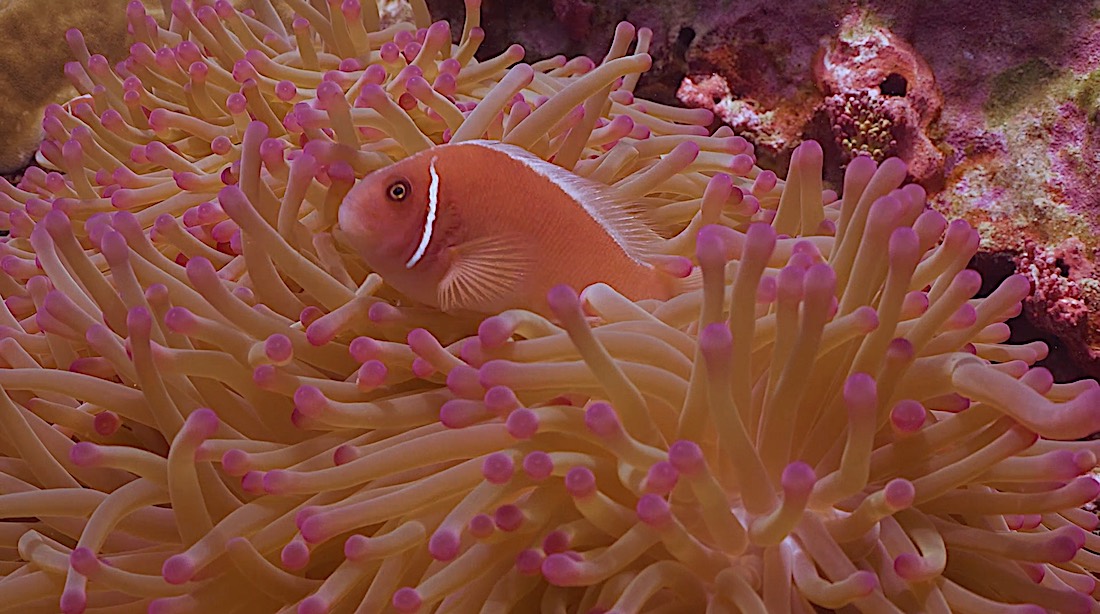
[{"left": 425, "top": 0, "right": 1100, "bottom": 381}]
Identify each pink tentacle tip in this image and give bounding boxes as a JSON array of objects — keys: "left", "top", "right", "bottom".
[
  {"left": 495, "top": 504, "right": 524, "bottom": 531},
  {"left": 294, "top": 385, "right": 328, "bottom": 418},
  {"left": 882, "top": 478, "right": 915, "bottom": 511},
  {"left": 728, "top": 153, "right": 754, "bottom": 176},
  {"left": 541, "top": 553, "right": 580, "bottom": 586},
  {"left": 411, "top": 357, "right": 435, "bottom": 378},
  {"left": 297, "top": 596, "right": 328, "bottom": 614},
  {"left": 478, "top": 315, "right": 514, "bottom": 348},
  {"left": 484, "top": 385, "right": 520, "bottom": 415},
  {"left": 241, "top": 470, "right": 264, "bottom": 494},
  {"left": 60, "top": 588, "right": 87, "bottom": 614},
  {"left": 694, "top": 224, "right": 734, "bottom": 265},
  {"left": 183, "top": 408, "right": 219, "bottom": 440},
  {"left": 93, "top": 411, "right": 120, "bottom": 436},
  {"left": 468, "top": 513, "right": 495, "bottom": 539},
  {"left": 668, "top": 440, "right": 705, "bottom": 476},
  {"left": 316, "top": 81, "right": 345, "bottom": 109},
  {"left": 69, "top": 442, "right": 102, "bottom": 467},
  {"left": 564, "top": 466, "right": 597, "bottom": 498},
  {"left": 843, "top": 372, "right": 877, "bottom": 415},
  {"left": 262, "top": 469, "right": 292, "bottom": 495},
  {"left": 263, "top": 334, "right": 293, "bottom": 365},
  {"left": 643, "top": 461, "right": 679, "bottom": 495},
  {"left": 406, "top": 327, "right": 434, "bottom": 352},
  {"left": 368, "top": 301, "right": 404, "bottom": 323},
  {"left": 439, "top": 399, "right": 483, "bottom": 429},
  {"left": 428, "top": 529, "right": 460, "bottom": 561},
  {"left": 506, "top": 408, "right": 539, "bottom": 439},
  {"left": 126, "top": 306, "right": 153, "bottom": 336},
  {"left": 482, "top": 452, "right": 515, "bottom": 484},
  {"left": 163, "top": 307, "right": 197, "bottom": 335},
  {"left": 848, "top": 570, "right": 879, "bottom": 597},
  {"left": 220, "top": 449, "right": 250, "bottom": 476},
  {"left": 584, "top": 402, "right": 621, "bottom": 438},
  {"left": 889, "top": 400, "right": 926, "bottom": 434},
  {"left": 305, "top": 319, "right": 337, "bottom": 347},
  {"left": 162, "top": 554, "right": 196, "bottom": 585},
  {"left": 356, "top": 360, "right": 387, "bottom": 391},
  {"left": 783, "top": 464, "right": 818, "bottom": 497},
  {"left": 348, "top": 336, "right": 378, "bottom": 363},
  {"left": 281, "top": 540, "right": 311, "bottom": 570},
  {"left": 522, "top": 451, "right": 553, "bottom": 481},
  {"left": 542, "top": 530, "right": 570, "bottom": 554},
  {"left": 445, "top": 364, "right": 484, "bottom": 398},
  {"left": 892, "top": 552, "right": 930, "bottom": 581},
  {"left": 392, "top": 587, "right": 422, "bottom": 613},
  {"left": 515, "top": 549, "right": 544, "bottom": 575},
  {"left": 343, "top": 534, "right": 370, "bottom": 561},
  {"left": 636, "top": 493, "right": 672, "bottom": 527},
  {"left": 1048, "top": 526, "right": 1087, "bottom": 562},
  {"left": 333, "top": 443, "right": 360, "bottom": 466},
  {"left": 546, "top": 284, "right": 582, "bottom": 318}
]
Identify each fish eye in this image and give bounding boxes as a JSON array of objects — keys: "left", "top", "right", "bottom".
[{"left": 386, "top": 180, "right": 410, "bottom": 202}]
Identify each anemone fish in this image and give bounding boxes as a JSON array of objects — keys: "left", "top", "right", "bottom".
[{"left": 338, "top": 140, "right": 693, "bottom": 315}]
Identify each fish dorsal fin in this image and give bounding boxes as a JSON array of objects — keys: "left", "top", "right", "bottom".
[
  {"left": 460, "top": 140, "right": 661, "bottom": 264},
  {"left": 438, "top": 233, "right": 532, "bottom": 313}
]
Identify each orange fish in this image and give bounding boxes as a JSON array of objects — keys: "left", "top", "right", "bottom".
[{"left": 337, "top": 140, "right": 691, "bottom": 315}]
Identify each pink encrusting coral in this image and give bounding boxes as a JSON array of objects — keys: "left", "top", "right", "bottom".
[{"left": 1, "top": 1, "right": 1099, "bottom": 612}]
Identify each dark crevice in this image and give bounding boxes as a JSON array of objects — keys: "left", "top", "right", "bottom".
[{"left": 880, "top": 72, "right": 908, "bottom": 96}]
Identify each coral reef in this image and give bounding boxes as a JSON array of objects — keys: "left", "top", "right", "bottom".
[
  {"left": 431, "top": 0, "right": 1100, "bottom": 380},
  {"left": 0, "top": 0, "right": 132, "bottom": 175},
  {"left": 1, "top": 1, "right": 1100, "bottom": 613}
]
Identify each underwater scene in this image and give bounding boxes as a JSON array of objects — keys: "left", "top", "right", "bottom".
[{"left": 1, "top": 0, "right": 1100, "bottom": 612}]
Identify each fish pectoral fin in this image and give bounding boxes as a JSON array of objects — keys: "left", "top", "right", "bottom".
[{"left": 437, "top": 234, "right": 531, "bottom": 312}]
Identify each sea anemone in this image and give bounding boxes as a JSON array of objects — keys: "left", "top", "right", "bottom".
[{"left": 1, "top": 1, "right": 1099, "bottom": 613}]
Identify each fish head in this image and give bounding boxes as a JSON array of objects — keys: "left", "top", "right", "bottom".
[{"left": 338, "top": 152, "right": 438, "bottom": 272}]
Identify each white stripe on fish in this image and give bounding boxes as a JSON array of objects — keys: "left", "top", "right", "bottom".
[{"left": 406, "top": 156, "right": 441, "bottom": 268}]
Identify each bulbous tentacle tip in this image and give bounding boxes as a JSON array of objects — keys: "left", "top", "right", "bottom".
[
  {"left": 184, "top": 408, "right": 220, "bottom": 440},
  {"left": 882, "top": 478, "right": 915, "bottom": 511},
  {"left": 546, "top": 284, "right": 581, "bottom": 319},
  {"left": 668, "top": 440, "right": 705, "bottom": 476},
  {"left": 297, "top": 596, "right": 329, "bottom": 614},
  {"left": 781, "top": 461, "right": 817, "bottom": 494},
  {"left": 583, "top": 402, "right": 621, "bottom": 438},
  {"left": 162, "top": 553, "right": 197, "bottom": 585},
  {"left": 564, "top": 466, "right": 596, "bottom": 498},
  {"left": 522, "top": 450, "right": 553, "bottom": 480},
  {"left": 477, "top": 315, "right": 514, "bottom": 349},
  {"left": 635, "top": 493, "right": 671, "bottom": 527},
  {"left": 506, "top": 408, "right": 539, "bottom": 440},
  {"left": 59, "top": 588, "right": 87, "bottom": 614},
  {"left": 69, "top": 441, "right": 101, "bottom": 467},
  {"left": 428, "top": 529, "right": 461, "bottom": 562},
  {"left": 391, "top": 587, "right": 423, "bottom": 613},
  {"left": 280, "top": 540, "right": 311, "bottom": 569}
]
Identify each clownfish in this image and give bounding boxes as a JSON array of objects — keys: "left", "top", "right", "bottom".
[{"left": 337, "top": 140, "right": 693, "bottom": 315}]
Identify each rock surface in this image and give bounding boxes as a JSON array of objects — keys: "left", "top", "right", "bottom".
[{"left": 427, "top": 0, "right": 1100, "bottom": 380}]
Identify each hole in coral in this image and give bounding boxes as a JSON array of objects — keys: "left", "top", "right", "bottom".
[
  {"left": 880, "top": 73, "right": 908, "bottom": 96},
  {"left": 1054, "top": 258, "right": 1070, "bottom": 277},
  {"left": 676, "top": 27, "right": 696, "bottom": 48}
]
